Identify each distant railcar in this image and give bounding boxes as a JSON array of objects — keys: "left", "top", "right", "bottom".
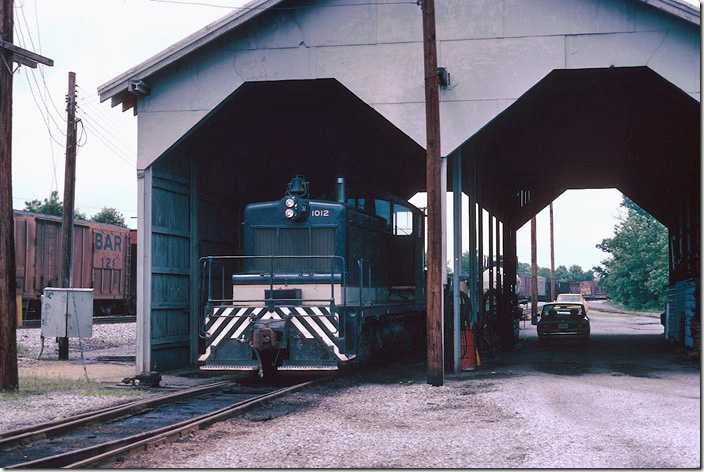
[
  {"left": 14, "top": 210, "right": 135, "bottom": 319},
  {"left": 198, "top": 176, "right": 426, "bottom": 374},
  {"left": 517, "top": 274, "right": 548, "bottom": 301}
]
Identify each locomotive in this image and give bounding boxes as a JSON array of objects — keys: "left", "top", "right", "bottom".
[{"left": 198, "top": 176, "right": 426, "bottom": 374}]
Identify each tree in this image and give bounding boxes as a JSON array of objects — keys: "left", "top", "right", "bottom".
[
  {"left": 516, "top": 262, "right": 531, "bottom": 276},
  {"left": 23, "top": 191, "right": 87, "bottom": 220},
  {"left": 595, "top": 197, "right": 668, "bottom": 310},
  {"left": 566, "top": 264, "right": 595, "bottom": 282},
  {"left": 92, "top": 207, "right": 126, "bottom": 227},
  {"left": 554, "top": 265, "right": 570, "bottom": 281},
  {"left": 24, "top": 191, "right": 62, "bottom": 216}
]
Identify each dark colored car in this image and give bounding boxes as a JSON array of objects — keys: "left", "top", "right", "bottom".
[{"left": 537, "top": 302, "right": 590, "bottom": 345}]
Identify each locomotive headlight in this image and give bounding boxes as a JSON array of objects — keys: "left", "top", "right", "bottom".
[
  {"left": 284, "top": 197, "right": 295, "bottom": 208},
  {"left": 284, "top": 208, "right": 295, "bottom": 219}
]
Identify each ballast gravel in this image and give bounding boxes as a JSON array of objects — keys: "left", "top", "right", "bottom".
[
  {"left": 2, "top": 322, "right": 148, "bottom": 434},
  {"left": 16, "top": 322, "right": 136, "bottom": 360},
  {"left": 109, "top": 312, "right": 699, "bottom": 469}
]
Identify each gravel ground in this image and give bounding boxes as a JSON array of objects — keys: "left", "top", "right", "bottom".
[
  {"left": 2, "top": 323, "right": 148, "bottom": 433},
  {"left": 6, "top": 322, "right": 232, "bottom": 434},
  {"left": 16, "top": 322, "right": 136, "bottom": 361},
  {"left": 110, "top": 310, "right": 700, "bottom": 469}
]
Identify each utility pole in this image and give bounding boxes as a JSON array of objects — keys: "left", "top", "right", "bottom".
[
  {"left": 530, "top": 216, "right": 538, "bottom": 321},
  {"left": 0, "top": 0, "right": 53, "bottom": 389},
  {"left": 421, "top": 0, "right": 443, "bottom": 386},
  {"left": 58, "top": 72, "right": 77, "bottom": 360},
  {"left": 0, "top": 0, "right": 17, "bottom": 391},
  {"left": 549, "top": 203, "right": 555, "bottom": 301}
]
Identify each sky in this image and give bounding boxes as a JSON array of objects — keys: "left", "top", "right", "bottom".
[
  {"left": 11, "top": 0, "right": 242, "bottom": 223},
  {"left": 409, "top": 188, "right": 624, "bottom": 273},
  {"left": 11, "top": 0, "right": 684, "bottom": 271}
]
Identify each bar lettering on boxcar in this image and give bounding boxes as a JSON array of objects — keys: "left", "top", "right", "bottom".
[{"left": 93, "top": 231, "right": 124, "bottom": 270}]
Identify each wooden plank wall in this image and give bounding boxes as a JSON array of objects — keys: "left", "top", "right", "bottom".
[{"left": 150, "top": 150, "right": 192, "bottom": 371}]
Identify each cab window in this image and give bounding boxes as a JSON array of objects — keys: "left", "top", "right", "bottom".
[
  {"left": 393, "top": 204, "right": 413, "bottom": 236},
  {"left": 374, "top": 199, "right": 391, "bottom": 224}
]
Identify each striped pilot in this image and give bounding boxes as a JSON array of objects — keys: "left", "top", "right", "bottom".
[{"left": 198, "top": 176, "right": 426, "bottom": 376}]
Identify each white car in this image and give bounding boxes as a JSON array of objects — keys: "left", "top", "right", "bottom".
[{"left": 556, "top": 293, "right": 589, "bottom": 312}]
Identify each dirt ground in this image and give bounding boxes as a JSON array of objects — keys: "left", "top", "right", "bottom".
[
  {"left": 108, "top": 306, "right": 699, "bottom": 469},
  {"left": 2, "top": 323, "right": 141, "bottom": 432}
]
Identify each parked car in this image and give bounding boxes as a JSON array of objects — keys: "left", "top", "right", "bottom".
[
  {"left": 556, "top": 293, "right": 589, "bottom": 312},
  {"left": 537, "top": 302, "right": 590, "bottom": 345}
]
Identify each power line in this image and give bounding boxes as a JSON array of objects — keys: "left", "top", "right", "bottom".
[
  {"left": 12, "top": 195, "right": 134, "bottom": 214},
  {"left": 12, "top": 3, "right": 60, "bottom": 193},
  {"left": 20, "top": 69, "right": 66, "bottom": 147},
  {"left": 77, "top": 105, "right": 137, "bottom": 156},
  {"left": 76, "top": 86, "right": 134, "bottom": 141},
  {"left": 14, "top": 15, "right": 67, "bottom": 137},
  {"left": 145, "top": 0, "right": 416, "bottom": 10},
  {"left": 15, "top": 7, "right": 66, "bottom": 127},
  {"left": 80, "top": 119, "right": 137, "bottom": 168}
]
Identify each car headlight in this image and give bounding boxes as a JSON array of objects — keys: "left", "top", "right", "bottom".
[
  {"left": 284, "top": 208, "right": 295, "bottom": 219},
  {"left": 285, "top": 198, "right": 295, "bottom": 208}
]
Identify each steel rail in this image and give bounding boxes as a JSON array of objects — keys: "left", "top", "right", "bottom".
[
  {"left": 8, "top": 379, "right": 320, "bottom": 469},
  {"left": 0, "top": 380, "right": 234, "bottom": 450}
]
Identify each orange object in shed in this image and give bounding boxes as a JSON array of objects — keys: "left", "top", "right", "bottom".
[{"left": 460, "top": 326, "right": 476, "bottom": 371}]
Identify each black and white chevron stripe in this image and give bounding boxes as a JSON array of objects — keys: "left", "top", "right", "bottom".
[{"left": 199, "top": 305, "right": 348, "bottom": 362}]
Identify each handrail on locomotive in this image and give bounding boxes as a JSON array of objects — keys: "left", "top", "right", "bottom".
[{"left": 199, "top": 254, "right": 347, "bottom": 336}]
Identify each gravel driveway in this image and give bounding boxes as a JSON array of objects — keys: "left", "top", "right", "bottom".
[{"left": 109, "top": 310, "right": 700, "bottom": 468}]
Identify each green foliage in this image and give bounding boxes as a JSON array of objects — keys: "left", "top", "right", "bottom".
[
  {"left": 23, "top": 191, "right": 87, "bottom": 220},
  {"left": 517, "top": 262, "right": 530, "bottom": 276},
  {"left": 594, "top": 197, "right": 668, "bottom": 310},
  {"left": 554, "top": 265, "right": 570, "bottom": 282},
  {"left": 24, "top": 191, "right": 63, "bottom": 216},
  {"left": 92, "top": 207, "right": 126, "bottom": 227},
  {"left": 567, "top": 264, "right": 594, "bottom": 281},
  {"left": 515, "top": 261, "right": 591, "bottom": 281}
]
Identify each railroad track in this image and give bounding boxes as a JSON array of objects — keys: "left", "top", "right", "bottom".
[
  {"left": 19, "top": 315, "right": 137, "bottom": 329},
  {"left": 0, "top": 378, "right": 320, "bottom": 468}
]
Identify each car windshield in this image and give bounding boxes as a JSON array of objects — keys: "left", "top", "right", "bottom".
[
  {"left": 558, "top": 295, "right": 582, "bottom": 302},
  {"left": 542, "top": 305, "right": 585, "bottom": 317}
]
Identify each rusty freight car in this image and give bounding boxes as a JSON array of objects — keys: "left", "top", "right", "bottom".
[{"left": 13, "top": 210, "right": 135, "bottom": 320}]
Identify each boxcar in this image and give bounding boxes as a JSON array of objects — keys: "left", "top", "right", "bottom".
[
  {"left": 14, "top": 210, "right": 134, "bottom": 319},
  {"left": 518, "top": 274, "right": 548, "bottom": 301}
]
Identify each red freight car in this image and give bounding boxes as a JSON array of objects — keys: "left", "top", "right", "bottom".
[{"left": 14, "top": 210, "right": 135, "bottom": 319}]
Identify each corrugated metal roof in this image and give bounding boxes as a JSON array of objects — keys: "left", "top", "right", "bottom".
[{"left": 97, "top": 0, "right": 700, "bottom": 108}]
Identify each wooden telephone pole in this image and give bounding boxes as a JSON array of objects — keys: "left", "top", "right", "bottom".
[
  {"left": 58, "top": 72, "right": 77, "bottom": 360},
  {"left": 0, "top": 0, "right": 53, "bottom": 389},
  {"left": 421, "top": 0, "right": 443, "bottom": 386},
  {"left": 530, "top": 216, "right": 538, "bottom": 320},
  {"left": 0, "top": 0, "right": 17, "bottom": 391}
]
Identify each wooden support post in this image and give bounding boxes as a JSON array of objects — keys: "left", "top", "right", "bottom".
[
  {"left": 477, "top": 205, "right": 484, "bottom": 316},
  {"left": 452, "top": 152, "right": 462, "bottom": 374},
  {"left": 503, "top": 226, "right": 511, "bottom": 292},
  {"left": 488, "top": 214, "right": 494, "bottom": 287},
  {"left": 496, "top": 218, "right": 501, "bottom": 292},
  {"left": 58, "top": 72, "right": 77, "bottom": 360},
  {"left": 421, "top": 0, "right": 443, "bottom": 386},
  {"left": 549, "top": 202, "right": 555, "bottom": 301},
  {"left": 0, "top": 0, "right": 18, "bottom": 391},
  {"left": 531, "top": 216, "right": 538, "bottom": 323},
  {"left": 469, "top": 161, "right": 477, "bottom": 326}
]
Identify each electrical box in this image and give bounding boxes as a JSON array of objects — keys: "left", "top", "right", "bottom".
[{"left": 41, "top": 288, "right": 94, "bottom": 338}]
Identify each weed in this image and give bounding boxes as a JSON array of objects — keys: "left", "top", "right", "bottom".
[
  {"left": 0, "top": 375, "right": 143, "bottom": 400},
  {"left": 16, "top": 344, "right": 30, "bottom": 358}
]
